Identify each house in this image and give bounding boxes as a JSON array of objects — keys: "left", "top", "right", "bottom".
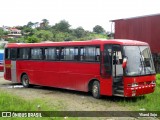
[{"left": 7, "top": 27, "right": 22, "bottom": 38}]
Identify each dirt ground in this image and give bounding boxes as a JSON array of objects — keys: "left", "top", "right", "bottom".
[
  {"left": 1, "top": 75, "right": 143, "bottom": 120},
  {"left": 0, "top": 77, "right": 130, "bottom": 111}
]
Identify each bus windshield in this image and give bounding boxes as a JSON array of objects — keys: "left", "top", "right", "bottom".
[{"left": 123, "top": 45, "right": 156, "bottom": 76}]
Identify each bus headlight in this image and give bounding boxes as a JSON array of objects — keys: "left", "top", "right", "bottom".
[{"left": 151, "top": 81, "right": 156, "bottom": 85}]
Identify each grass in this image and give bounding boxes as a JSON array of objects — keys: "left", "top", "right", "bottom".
[
  {"left": 0, "top": 89, "right": 60, "bottom": 111},
  {"left": 156, "top": 74, "right": 160, "bottom": 85},
  {"left": 0, "top": 89, "right": 78, "bottom": 120},
  {"left": 117, "top": 74, "right": 160, "bottom": 111}
]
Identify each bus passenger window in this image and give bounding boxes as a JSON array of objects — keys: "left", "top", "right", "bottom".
[
  {"left": 96, "top": 47, "right": 100, "bottom": 62},
  {"left": 74, "top": 48, "right": 79, "bottom": 61},
  {"left": 80, "top": 47, "right": 85, "bottom": 61},
  {"left": 11, "top": 48, "right": 17, "bottom": 60},
  {"left": 85, "top": 47, "right": 96, "bottom": 61},
  {"left": 18, "top": 48, "right": 29, "bottom": 59},
  {"left": 31, "top": 48, "right": 43, "bottom": 60},
  {"left": 64, "top": 47, "right": 74, "bottom": 61},
  {"left": 60, "top": 48, "right": 64, "bottom": 60},
  {"left": 56, "top": 48, "right": 60, "bottom": 60},
  {"left": 5, "top": 48, "right": 10, "bottom": 59},
  {"left": 45, "top": 48, "right": 56, "bottom": 60}
]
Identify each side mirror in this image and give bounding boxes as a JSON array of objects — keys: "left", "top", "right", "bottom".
[{"left": 122, "top": 57, "right": 127, "bottom": 68}]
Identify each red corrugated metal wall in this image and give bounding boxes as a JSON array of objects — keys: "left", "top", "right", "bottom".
[{"left": 114, "top": 15, "right": 160, "bottom": 53}]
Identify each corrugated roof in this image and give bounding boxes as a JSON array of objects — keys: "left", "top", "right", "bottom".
[{"left": 111, "top": 13, "right": 160, "bottom": 22}]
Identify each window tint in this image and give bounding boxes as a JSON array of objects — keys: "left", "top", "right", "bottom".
[
  {"left": 64, "top": 47, "right": 74, "bottom": 60},
  {"left": 56, "top": 48, "right": 60, "bottom": 60},
  {"left": 96, "top": 47, "right": 100, "bottom": 61},
  {"left": 104, "top": 45, "right": 112, "bottom": 74},
  {"left": 60, "top": 47, "right": 79, "bottom": 61},
  {"left": 80, "top": 46, "right": 100, "bottom": 62},
  {"left": 18, "top": 48, "right": 30, "bottom": 59},
  {"left": 85, "top": 47, "right": 96, "bottom": 61},
  {"left": 80, "top": 47, "right": 85, "bottom": 61},
  {"left": 5, "top": 48, "right": 10, "bottom": 59},
  {"left": 31, "top": 48, "right": 43, "bottom": 60},
  {"left": 45, "top": 48, "right": 56, "bottom": 60},
  {"left": 60, "top": 48, "right": 64, "bottom": 60},
  {"left": 11, "top": 48, "right": 17, "bottom": 59},
  {"left": 74, "top": 48, "right": 79, "bottom": 61}
]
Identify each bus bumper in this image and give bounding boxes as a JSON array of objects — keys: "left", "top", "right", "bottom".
[{"left": 124, "top": 84, "right": 156, "bottom": 97}]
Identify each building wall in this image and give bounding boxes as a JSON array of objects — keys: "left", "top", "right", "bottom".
[{"left": 114, "top": 15, "right": 160, "bottom": 53}]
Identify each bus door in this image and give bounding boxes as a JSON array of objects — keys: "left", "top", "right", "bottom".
[
  {"left": 10, "top": 48, "right": 17, "bottom": 83},
  {"left": 112, "top": 45, "right": 124, "bottom": 96}
]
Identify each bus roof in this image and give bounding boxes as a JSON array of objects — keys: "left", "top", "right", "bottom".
[{"left": 5, "top": 39, "right": 148, "bottom": 48}]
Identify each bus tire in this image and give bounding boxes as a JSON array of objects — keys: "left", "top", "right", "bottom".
[
  {"left": 92, "top": 81, "right": 101, "bottom": 99},
  {"left": 21, "top": 74, "right": 30, "bottom": 88}
]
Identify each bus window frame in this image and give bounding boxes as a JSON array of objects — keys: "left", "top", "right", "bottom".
[{"left": 5, "top": 48, "right": 11, "bottom": 60}]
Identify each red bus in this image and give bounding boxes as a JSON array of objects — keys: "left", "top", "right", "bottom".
[{"left": 4, "top": 39, "right": 156, "bottom": 98}]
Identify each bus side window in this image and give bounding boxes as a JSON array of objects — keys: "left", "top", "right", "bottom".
[
  {"left": 60, "top": 48, "right": 64, "bottom": 60},
  {"left": 5, "top": 48, "right": 10, "bottom": 59},
  {"left": 96, "top": 47, "right": 100, "bottom": 62},
  {"left": 11, "top": 48, "right": 17, "bottom": 60},
  {"left": 18, "top": 48, "right": 29, "bottom": 59},
  {"left": 31, "top": 48, "right": 43, "bottom": 60},
  {"left": 80, "top": 47, "right": 85, "bottom": 61},
  {"left": 74, "top": 47, "right": 79, "bottom": 61},
  {"left": 64, "top": 47, "right": 74, "bottom": 60},
  {"left": 56, "top": 48, "right": 60, "bottom": 60},
  {"left": 85, "top": 47, "right": 96, "bottom": 62},
  {"left": 45, "top": 48, "right": 56, "bottom": 60}
]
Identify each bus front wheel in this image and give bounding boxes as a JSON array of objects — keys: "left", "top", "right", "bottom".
[
  {"left": 92, "top": 81, "right": 101, "bottom": 99},
  {"left": 21, "top": 74, "right": 30, "bottom": 88}
]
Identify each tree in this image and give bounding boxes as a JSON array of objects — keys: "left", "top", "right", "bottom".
[
  {"left": 72, "top": 27, "right": 86, "bottom": 38},
  {"left": 41, "top": 19, "right": 49, "bottom": 29},
  {"left": 0, "top": 29, "right": 4, "bottom": 39},
  {"left": 22, "top": 26, "right": 36, "bottom": 36},
  {"left": 26, "top": 36, "right": 40, "bottom": 43},
  {"left": 27, "top": 21, "right": 34, "bottom": 28},
  {"left": 53, "top": 20, "right": 71, "bottom": 32},
  {"left": 35, "top": 30, "right": 53, "bottom": 41},
  {"left": 34, "top": 22, "right": 39, "bottom": 28},
  {"left": 93, "top": 25, "right": 105, "bottom": 34}
]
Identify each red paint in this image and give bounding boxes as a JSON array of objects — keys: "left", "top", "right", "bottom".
[
  {"left": 4, "top": 60, "right": 11, "bottom": 80},
  {"left": 4, "top": 39, "right": 156, "bottom": 97},
  {"left": 0, "top": 64, "right": 4, "bottom": 71}
]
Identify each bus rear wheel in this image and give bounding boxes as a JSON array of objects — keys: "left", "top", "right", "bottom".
[
  {"left": 21, "top": 74, "right": 30, "bottom": 88},
  {"left": 92, "top": 81, "right": 101, "bottom": 99}
]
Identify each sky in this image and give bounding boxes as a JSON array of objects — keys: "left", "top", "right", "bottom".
[{"left": 0, "top": 0, "right": 160, "bottom": 31}]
